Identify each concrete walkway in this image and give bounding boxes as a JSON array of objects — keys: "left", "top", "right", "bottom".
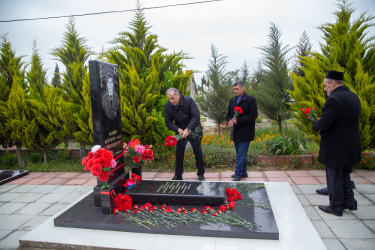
[{"left": 0, "top": 170, "right": 374, "bottom": 249}]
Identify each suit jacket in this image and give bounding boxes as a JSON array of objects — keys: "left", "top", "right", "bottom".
[
  {"left": 226, "top": 92, "right": 258, "bottom": 142},
  {"left": 312, "top": 86, "right": 361, "bottom": 167},
  {"left": 164, "top": 95, "right": 202, "bottom": 146}
]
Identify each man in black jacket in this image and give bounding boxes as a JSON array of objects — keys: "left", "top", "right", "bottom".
[
  {"left": 312, "top": 70, "right": 361, "bottom": 216},
  {"left": 164, "top": 88, "right": 205, "bottom": 181},
  {"left": 226, "top": 81, "right": 258, "bottom": 181}
]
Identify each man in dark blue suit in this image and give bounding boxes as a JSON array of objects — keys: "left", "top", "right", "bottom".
[{"left": 312, "top": 70, "right": 361, "bottom": 216}]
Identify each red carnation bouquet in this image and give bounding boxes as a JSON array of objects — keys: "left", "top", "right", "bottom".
[
  {"left": 229, "top": 106, "right": 243, "bottom": 140},
  {"left": 82, "top": 145, "right": 117, "bottom": 188},
  {"left": 164, "top": 125, "right": 203, "bottom": 147},
  {"left": 301, "top": 107, "right": 317, "bottom": 121},
  {"left": 123, "top": 139, "right": 154, "bottom": 167}
]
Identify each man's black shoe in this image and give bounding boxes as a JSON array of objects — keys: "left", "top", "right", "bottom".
[
  {"left": 316, "top": 187, "right": 329, "bottom": 195},
  {"left": 232, "top": 177, "right": 241, "bottom": 181},
  {"left": 199, "top": 175, "right": 205, "bottom": 181},
  {"left": 343, "top": 204, "right": 357, "bottom": 210},
  {"left": 172, "top": 175, "right": 182, "bottom": 180},
  {"left": 231, "top": 173, "right": 248, "bottom": 178},
  {"left": 318, "top": 205, "right": 343, "bottom": 216}
]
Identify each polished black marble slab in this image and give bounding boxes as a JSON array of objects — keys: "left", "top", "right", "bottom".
[
  {"left": 0, "top": 170, "right": 28, "bottom": 185},
  {"left": 127, "top": 180, "right": 226, "bottom": 206},
  {"left": 54, "top": 181, "right": 279, "bottom": 240}
]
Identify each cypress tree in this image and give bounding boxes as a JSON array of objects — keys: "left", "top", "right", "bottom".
[
  {"left": 197, "top": 44, "right": 232, "bottom": 136},
  {"left": 106, "top": 4, "right": 190, "bottom": 144},
  {"left": 0, "top": 34, "right": 25, "bottom": 148},
  {"left": 288, "top": 0, "right": 375, "bottom": 150},
  {"left": 256, "top": 23, "right": 293, "bottom": 132},
  {"left": 51, "top": 17, "right": 94, "bottom": 158},
  {"left": 293, "top": 31, "right": 313, "bottom": 77},
  {"left": 51, "top": 63, "right": 62, "bottom": 88}
]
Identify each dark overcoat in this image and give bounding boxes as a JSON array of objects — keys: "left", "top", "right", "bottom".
[
  {"left": 164, "top": 95, "right": 202, "bottom": 146},
  {"left": 312, "top": 86, "right": 361, "bottom": 167},
  {"left": 226, "top": 92, "right": 258, "bottom": 142}
]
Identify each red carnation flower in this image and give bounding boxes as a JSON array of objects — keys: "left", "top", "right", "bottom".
[
  {"left": 132, "top": 155, "right": 140, "bottom": 163},
  {"left": 99, "top": 170, "right": 109, "bottom": 182},
  {"left": 90, "top": 164, "right": 102, "bottom": 177}
]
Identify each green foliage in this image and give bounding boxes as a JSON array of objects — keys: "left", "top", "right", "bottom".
[
  {"left": 26, "top": 40, "right": 47, "bottom": 97},
  {"left": 51, "top": 17, "right": 94, "bottom": 153},
  {"left": 288, "top": 0, "right": 375, "bottom": 151},
  {"left": 0, "top": 151, "right": 17, "bottom": 167},
  {"left": 255, "top": 23, "right": 293, "bottom": 132},
  {"left": 292, "top": 31, "right": 313, "bottom": 77},
  {"left": 197, "top": 44, "right": 232, "bottom": 136},
  {"left": 105, "top": 6, "right": 190, "bottom": 144},
  {"left": 265, "top": 136, "right": 306, "bottom": 155},
  {"left": 355, "top": 152, "right": 375, "bottom": 170},
  {"left": 51, "top": 63, "right": 62, "bottom": 88}
]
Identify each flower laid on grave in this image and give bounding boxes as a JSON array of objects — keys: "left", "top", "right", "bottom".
[
  {"left": 123, "top": 139, "right": 154, "bottom": 167},
  {"left": 164, "top": 125, "right": 203, "bottom": 147},
  {"left": 300, "top": 107, "right": 318, "bottom": 121},
  {"left": 115, "top": 185, "right": 258, "bottom": 231},
  {"left": 82, "top": 145, "right": 117, "bottom": 188},
  {"left": 229, "top": 106, "right": 243, "bottom": 140},
  {"left": 112, "top": 173, "right": 142, "bottom": 214}
]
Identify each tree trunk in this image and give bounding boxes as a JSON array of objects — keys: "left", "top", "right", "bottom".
[
  {"left": 43, "top": 150, "right": 47, "bottom": 164},
  {"left": 80, "top": 143, "right": 86, "bottom": 160},
  {"left": 16, "top": 144, "right": 24, "bottom": 169},
  {"left": 278, "top": 119, "right": 282, "bottom": 133},
  {"left": 217, "top": 123, "right": 221, "bottom": 137}
]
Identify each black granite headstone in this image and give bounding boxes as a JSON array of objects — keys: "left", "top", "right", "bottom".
[
  {"left": 89, "top": 60, "right": 129, "bottom": 214},
  {"left": 127, "top": 180, "right": 226, "bottom": 205},
  {"left": 0, "top": 170, "right": 28, "bottom": 185}
]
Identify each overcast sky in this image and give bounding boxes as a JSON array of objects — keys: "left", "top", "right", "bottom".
[{"left": 0, "top": 0, "right": 374, "bottom": 83}]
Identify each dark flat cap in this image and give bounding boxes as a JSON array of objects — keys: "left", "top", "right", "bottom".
[{"left": 326, "top": 70, "right": 344, "bottom": 80}]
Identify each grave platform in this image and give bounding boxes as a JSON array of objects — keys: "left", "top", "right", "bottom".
[{"left": 20, "top": 182, "right": 326, "bottom": 249}]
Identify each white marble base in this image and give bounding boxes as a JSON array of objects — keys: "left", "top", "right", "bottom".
[{"left": 20, "top": 182, "right": 326, "bottom": 250}]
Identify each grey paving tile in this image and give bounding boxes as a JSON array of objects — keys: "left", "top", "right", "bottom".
[
  {"left": 0, "top": 230, "right": 28, "bottom": 249},
  {"left": 297, "top": 184, "right": 324, "bottom": 195},
  {"left": 0, "top": 214, "right": 34, "bottom": 229},
  {"left": 40, "top": 203, "right": 68, "bottom": 216},
  {"left": 0, "top": 229, "right": 12, "bottom": 240},
  {"left": 0, "top": 184, "right": 18, "bottom": 193},
  {"left": 57, "top": 193, "right": 87, "bottom": 204},
  {"left": 11, "top": 193, "right": 44, "bottom": 203},
  {"left": 362, "top": 193, "right": 375, "bottom": 203},
  {"left": 363, "top": 220, "right": 375, "bottom": 234},
  {"left": 322, "top": 239, "right": 345, "bottom": 250},
  {"left": 290, "top": 185, "right": 301, "bottom": 194},
  {"left": 305, "top": 194, "right": 330, "bottom": 205},
  {"left": 19, "top": 215, "right": 50, "bottom": 231},
  {"left": 72, "top": 185, "right": 93, "bottom": 194},
  {"left": 28, "top": 185, "right": 60, "bottom": 194},
  {"left": 35, "top": 193, "right": 67, "bottom": 203},
  {"left": 0, "top": 202, "right": 26, "bottom": 214},
  {"left": 311, "top": 220, "right": 335, "bottom": 238},
  {"left": 15, "top": 203, "right": 51, "bottom": 215},
  {"left": 352, "top": 205, "right": 375, "bottom": 219},
  {"left": 340, "top": 239, "right": 375, "bottom": 250},
  {"left": 353, "top": 192, "right": 373, "bottom": 206},
  {"left": 49, "top": 185, "right": 79, "bottom": 194},
  {"left": 303, "top": 205, "right": 322, "bottom": 220},
  {"left": 355, "top": 184, "right": 375, "bottom": 194},
  {"left": 296, "top": 194, "right": 310, "bottom": 206},
  {"left": 325, "top": 219, "right": 375, "bottom": 238},
  {"left": 0, "top": 192, "right": 22, "bottom": 202},
  {"left": 9, "top": 185, "right": 37, "bottom": 193}
]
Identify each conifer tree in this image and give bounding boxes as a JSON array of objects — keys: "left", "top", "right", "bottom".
[
  {"left": 51, "top": 17, "right": 94, "bottom": 158},
  {"left": 51, "top": 63, "right": 62, "bottom": 88},
  {"left": 288, "top": 0, "right": 375, "bottom": 150},
  {"left": 106, "top": 4, "right": 190, "bottom": 144},
  {"left": 0, "top": 33, "right": 25, "bottom": 148},
  {"left": 197, "top": 44, "right": 232, "bottom": 136},
  {"left": 255, "top": 23, "right": 293, "bottom": 132},
  {"left": 26, "top": 40, "right": 47, "bottom": 97},
  {"left": 293, "top": 31, "right": 313, "bottom": 77},
  {"left": 1, "top": 78, "right": 32, "bottom": 167}
]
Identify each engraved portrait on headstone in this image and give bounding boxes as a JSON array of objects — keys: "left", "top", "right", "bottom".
[{"left": 101, "top": 73, "right": 119, "bottom": 120}]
